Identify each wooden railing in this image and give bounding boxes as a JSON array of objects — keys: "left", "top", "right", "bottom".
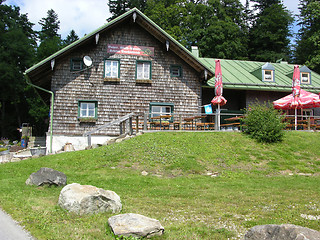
[{"left": 83, "top": 112, "right": 135, "bottom": 147}]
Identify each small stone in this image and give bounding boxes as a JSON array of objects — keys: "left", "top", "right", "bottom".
[
  {"left": 141, "top": 171, "right": 148, "bottom": 176},
  {"left": 108, "top": 213, "right": 164, "bottom": 238}
]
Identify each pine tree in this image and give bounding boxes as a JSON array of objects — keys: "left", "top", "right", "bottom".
[
  {"left": 295, "top": 0, "right": 320, "bottom": 72},
  {"left": 0, "top": 2, "right": 37, "bottom": 138},
  {"left": 37, "top": 9, "right": 62, "bottom": 61},
  {"left": 63, "top": 29, "right": 79, "bottom": 46},
  {"left": 248, "top": 0, "right": 294, "bottom": 62},
  {"left": 108, "top": 0, "right": 147, "bottom": 21}
]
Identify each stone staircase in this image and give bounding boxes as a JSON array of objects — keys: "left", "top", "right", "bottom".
[{"left": 28, "top": 136, "right": 46, "bottom": 148}]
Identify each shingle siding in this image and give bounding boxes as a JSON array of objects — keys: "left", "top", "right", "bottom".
[{"left": 51, "top": 21, "right": 201, "bottom": 135}]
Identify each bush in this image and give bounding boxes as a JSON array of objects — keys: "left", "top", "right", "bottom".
[{"left": 242, "top": 102, "right": 286, "bottom": 143}]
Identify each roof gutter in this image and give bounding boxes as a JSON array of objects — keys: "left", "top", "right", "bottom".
[
  {"left": 204, "top": 82, "right": 320, "bottom": 92},
  {"left": 24, "top": 73, "right": 54, "bottom": 154}
]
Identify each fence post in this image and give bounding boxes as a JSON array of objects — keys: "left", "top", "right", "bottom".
[
  {"left": 144, "top": 112, "right": 148, "bottom": 131},
  {"left": 129, "top": 117, "right": 133, "bottom": 135},
  {"left": 88, "top": 134, "right": 92, "bottom": 148},
  {"left": 136, "top": 115, "right": 139, "bottom": 133}
]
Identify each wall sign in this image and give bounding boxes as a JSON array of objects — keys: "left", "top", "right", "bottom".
[{"left": 107, "top": 44, "right": 154, "bottom": 56}]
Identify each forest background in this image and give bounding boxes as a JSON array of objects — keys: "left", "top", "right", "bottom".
[{"left": 0, "top": 0, "right": 319, "bottom": 140}]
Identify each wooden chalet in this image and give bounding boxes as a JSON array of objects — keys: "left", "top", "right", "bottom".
[{"left": 25, "top": 8, "right": 214, "bottom": 152}]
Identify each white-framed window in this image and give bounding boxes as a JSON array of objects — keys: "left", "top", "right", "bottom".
[
  {"left": 303, "top": 109, "right": 313, "bottom": 120},
  {"left": 71, "top": 59, "right": 83, "bottom": 71},
  {"left": 263, "top": 70, "right": 273, "bottom": 82},
  {"left": 104, "top": 59, "right": 120, "bottom": 78},
  {"left": 149, "top": 103, "right": 173, "bottom": 119},
  {"left": 78, "top": 101, "right": 97, "bottom": 118},
  {"left": 170, "top": 65, "right": 182, "bottom": 77},
  {"left": 136, "top": 61, "right": 151, "bottom": 80},
  {"left": 301, "top": 72, "right": 310, "bottom": 84}
]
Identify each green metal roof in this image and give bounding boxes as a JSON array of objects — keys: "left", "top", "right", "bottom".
[{"left": 201, "top": 58, "right": 320, "bottom": 93}]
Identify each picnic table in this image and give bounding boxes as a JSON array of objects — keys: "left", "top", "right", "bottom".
[
  {"left": 220, "top": 116, "right": 243, "bottom": 130},
  {"left": 150, "top": 115, "right": 172, "bottom": 130}
]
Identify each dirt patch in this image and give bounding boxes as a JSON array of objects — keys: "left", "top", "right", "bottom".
[{"left": 9, "top": 146, "right": 24, "bottom": 152}]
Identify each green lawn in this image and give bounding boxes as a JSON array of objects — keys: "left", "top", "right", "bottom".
[{"left": 0, "top": 131, "right": 319, "bottom": 239}]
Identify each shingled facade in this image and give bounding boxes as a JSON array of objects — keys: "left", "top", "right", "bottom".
[{"left": 25, "top": 9, "right": 213, "bottom": 152}]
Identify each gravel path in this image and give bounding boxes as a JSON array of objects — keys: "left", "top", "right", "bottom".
[{"left": 0, "top": 208, "right": 34, "bottom": 240}]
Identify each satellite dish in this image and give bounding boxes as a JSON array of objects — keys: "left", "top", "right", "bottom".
[{"left": 83, "top": 56, "right": 93, "bottom": 67}]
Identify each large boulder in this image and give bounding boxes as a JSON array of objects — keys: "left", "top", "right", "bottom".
[
  {"left": 108, "top": 213, "right": 164, "bottom": 238},
  {"left": 26, "top": 167, "right": 67, "bottom": 186},
  {"left": 245, "top": 224, "right": 320, "bottom": 240},
  {"left": 58, "top": 183, "right": 122, "bottom": 215}
]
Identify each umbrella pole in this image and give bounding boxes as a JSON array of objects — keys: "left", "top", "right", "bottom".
[
  {"left": 218, "top": 104, "right": 220, "bottom": 131},
  {"left": 295, "top": 107, "right": 297, "bottom": 130}
]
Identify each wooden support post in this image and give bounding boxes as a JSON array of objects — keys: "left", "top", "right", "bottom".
[
  {"left": 136, "top": 116, "right": 139, "bottom": 133},
  {"left": 144, "top": 112, "right": 148, "bottom": 131},
  {"left": 129, "top": 117, "right": 133, "bottom": 135}
]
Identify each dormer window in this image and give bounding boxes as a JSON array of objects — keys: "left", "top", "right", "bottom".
[
  {"left": 301, "top": 73, "right": 310, "bottom": 84},
  {"left": 262, "top": 62, "right": 275, "bottom": 82},
  {"left": 300, "top": 65, "right": 311, "bottom": 84},
  {"left": 264, "top": 70, "right": 273, "bottom": 81}
]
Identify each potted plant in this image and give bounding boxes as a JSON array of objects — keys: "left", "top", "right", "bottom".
[{"left": 30, "top": 145, "right": 47, "bottom": 156}]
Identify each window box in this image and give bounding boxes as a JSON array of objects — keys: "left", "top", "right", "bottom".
[
  {"left": 104, "top": 77, "right": 120, "bottom": 83},
  {"left": 78, "top": 117, "right": 97, "bottom": 123}
]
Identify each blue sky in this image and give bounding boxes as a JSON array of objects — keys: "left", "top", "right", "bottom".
[{"left": 5, "top": 0, "right": 300, "bottom": 40}]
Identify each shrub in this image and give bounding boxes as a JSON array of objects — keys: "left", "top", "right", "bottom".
[{"left": 241, "top": 102, "right": 286, "bottom": 143}]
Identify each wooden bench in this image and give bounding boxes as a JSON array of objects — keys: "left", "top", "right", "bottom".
[{"left": 220, "top": 122, "right": 240, "bottom": 130}]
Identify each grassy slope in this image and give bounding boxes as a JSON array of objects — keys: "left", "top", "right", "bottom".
[{"left": 0, "top": 131, "right": 319, "bottom": 239}]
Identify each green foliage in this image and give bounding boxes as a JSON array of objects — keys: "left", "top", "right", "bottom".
[
  {"left": 62, "top": 29, "right": 79, "bottom": 47},
  {"left": 295, "top": 0, "right": 320, "bottom": 72},
  {"left": 248, "top": 1, "right": 294, "bottom": 62},
  {"left": 0, "top": 132, "right": 320, "bottom": 239},
  {"left": 242, "top": 102, "right": 286, "bottom": 143}
]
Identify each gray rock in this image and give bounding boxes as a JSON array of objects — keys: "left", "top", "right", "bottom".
[
  {"left": 26, "top": 167, "right": 67, "bottom": 186},
  {"left": 108, "top": 213, "right": 164, "bottom": 238},
  {"left": 58, "top": 183, "right": 122, "bottom": 215},
  {"left": 245, "top": 224, "right": 320, "bottom": 240}
]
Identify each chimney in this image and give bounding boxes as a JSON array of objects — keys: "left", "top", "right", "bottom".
[{"left": 191, "top": 46, "right": 199, "bottom": 58}]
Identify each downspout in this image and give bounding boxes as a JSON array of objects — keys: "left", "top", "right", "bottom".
[{"left": 24, "top": 73, "right": 54, "bottom": 153}]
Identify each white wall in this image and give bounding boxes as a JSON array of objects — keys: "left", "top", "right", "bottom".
[{"left": 46, "top": 134, "right": 115, "bottom": 154}]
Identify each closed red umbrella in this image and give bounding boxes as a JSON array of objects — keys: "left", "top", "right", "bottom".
[{"left": 211, "top": 59, "right": 227, "bottom": 130}]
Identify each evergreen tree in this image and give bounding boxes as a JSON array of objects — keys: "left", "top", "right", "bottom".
[
  {"left": 295, "top": 0, "right": 320, "bottom": 72},
  {"left": 108, "top": 0, "right": 147, "bottom": 21},
  {"left": 63, "top": 29, "right": 79, "bottom": 46},
  {"left": 37, "top": 9, "right": 62, "bottom": 61},
  {"left": 248, "top": 0, "right": 293, "bottom": 62},
  {"left": 0, "top": 2, "right": 37, "bottom": 138}
]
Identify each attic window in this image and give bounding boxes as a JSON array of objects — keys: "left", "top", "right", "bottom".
[
  {"left": 301, "top": 72, "right": 310, "bottom": 84},
  {"left": 263, "top": 70, "right": 273, "bottom": 82},
  {"left": 71, "top": 59, "right": 83, "bottom": 71},
  {"left": 300, "top": 65, "right": 312, "bottom": 84},
  {"left": 170, "top": 65, "right": 182, "bottom": 77},
  {"left": 261, "top": 62, "right": 275, "bottom": 82}
]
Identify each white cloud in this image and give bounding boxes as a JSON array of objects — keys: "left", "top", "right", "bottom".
[{"left": 6, "top": 0, "right": 111, "bottom": 38}]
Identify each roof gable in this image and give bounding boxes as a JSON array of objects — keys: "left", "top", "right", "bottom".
[{"left": 25, "top": 8, "right": 213, "bottom": 81}]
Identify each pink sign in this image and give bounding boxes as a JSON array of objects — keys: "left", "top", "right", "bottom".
[{"left": 107, "top": 44, "right": 154, "bottom": 56}]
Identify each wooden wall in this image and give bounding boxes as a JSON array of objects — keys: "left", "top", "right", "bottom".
[{"left": 51, "top": 19, "right": 202, "bottom": 135}]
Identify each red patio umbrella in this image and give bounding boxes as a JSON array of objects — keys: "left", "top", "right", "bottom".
[
  {"left": 211, "top": 59, "right": 227, "bottom": 130},
  {"left": 273, "top": 66, "right": 320, "bottom": 130}
]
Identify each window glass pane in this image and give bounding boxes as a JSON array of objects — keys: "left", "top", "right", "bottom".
[
  {"left": 171, "top": 66, "right": 180, "bottom": 76},
  {"left": 80, "top": 102, "right": 96, "bottom": 118},
  {"left": 301, "top": 73, "right": 309, "bottom": 83},
  {"left": 105, "top": 60, "right": 118, "bottom": 78},
  {"left": 137, "top": 62, "right": 150, "bottom": 79},
  {"left": 72, "top": 60, "right": 82, "bottom": 70},
  {"left": 264, "top": 70, "right": 272, "bottom": 81},
  {"left": 152, "top": 106, "right": 161, "bottom": 113}
]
